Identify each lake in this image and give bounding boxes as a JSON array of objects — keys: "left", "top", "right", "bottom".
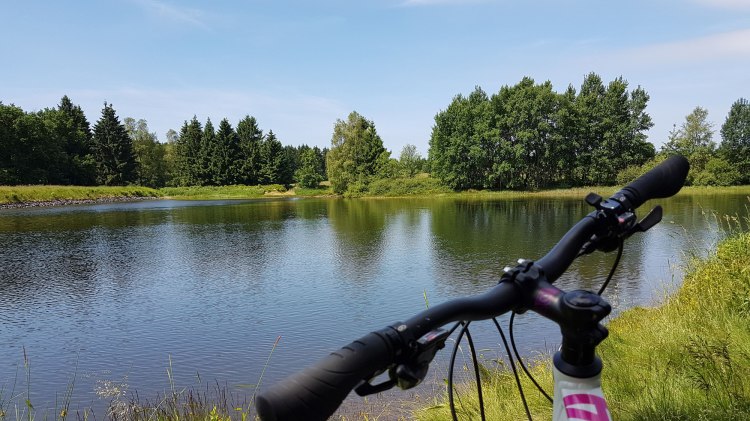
[{"left": 0, "top": 193, "right": 748, "bottom": 416}]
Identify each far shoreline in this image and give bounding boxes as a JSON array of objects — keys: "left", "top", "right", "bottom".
[{"left": 2, "top": 184, "right": 750, "bottom": 210}]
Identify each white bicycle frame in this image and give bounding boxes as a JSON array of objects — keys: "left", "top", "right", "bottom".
[{"left": 552, "top": 366, "right": 612, "bottom": 421}]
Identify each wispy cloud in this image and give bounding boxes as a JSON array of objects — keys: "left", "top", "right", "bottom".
[
  {"left": 693, "top": 0, "right": 750, "bottom": 10},
  {"left": 400, "top": 0, "right": 490, "bottom": 6},
  {"left": 616, "top": 28, "right": 750, "bottom": 64},
  {"left": 133, "top": 0, "right": 209, "bottom": 29}
]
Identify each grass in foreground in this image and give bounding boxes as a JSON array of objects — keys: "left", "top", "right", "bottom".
[
  {"left": 0, "top": 185, "right": 161, "bottom": 205},
  {"left": 416, "top": 232, "right": 750, "bottom": 420}
]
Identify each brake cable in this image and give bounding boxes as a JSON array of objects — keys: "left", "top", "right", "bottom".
[
  {"left": 448, "top": 321, "right": 486, "bottom": 421},
  {"left": 503, "top": 237, "right": 625, "bottom": 419}
]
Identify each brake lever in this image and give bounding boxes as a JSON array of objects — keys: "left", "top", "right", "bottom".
[
  {"left": 392, "top": 327, "right": 451, "bottom": 390},
  {"left": 632, "top": 205, "right": 662, "bottom": 233},
  {"left": 355, "top": 327, "right": 451, "bottom": 396}
]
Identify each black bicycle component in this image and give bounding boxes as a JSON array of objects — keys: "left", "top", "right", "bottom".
[
  {"left": 389, "top": 327, "right": 451, "bottom": 390},
  {"left": 615, "top": 155, "right": 690, "bottom": 209},
  {"left": 554, "top": 290, "right": 612, "bottom": 378},
  {"left": 634, "top": 205, "right": 663, "bottom": 233},
  {"left": 255, "top": 155, "right": 689, "bottom": 421},
  {"left": 357, "top": 326, "right": 452, "bottom": 395},
  {"left": 255, "top": 326, "right": 408, "bottom": 421}
]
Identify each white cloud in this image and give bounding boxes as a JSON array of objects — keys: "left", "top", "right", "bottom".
[
  {"left": 132, "top": 0, "right": 209, "bottom": 29},
  {"left": 616, "top": 28, "right": 750, "bottom": 64},
  {"left": 693, "top": 0, "right": 750, "bottom": 10}
]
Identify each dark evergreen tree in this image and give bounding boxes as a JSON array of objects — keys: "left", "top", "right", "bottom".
[
  {"left": 57, "top": 95, "right": 97, "bottom": 185},
  {"left": 200, "top": 118, "right": 216, "bottom": 185},
  {"left": 174, "top": 117, "right": 203, "bottom": 186},
  {"left": 236, "top": 115, "right": 263, "bottom": 184},
  {"left": 719, "top": 98, "right": 750, "bottom": 184},
  {"left": 280, "top": 145, "right": 302, "bottom": 185},
  {"left": 92, "top": 102, "right": 137, "bottom": 185},
  {"left": 210, "top": 118, "right": 241, "bottom": 185},
  {"left": 259, "top": 130, "right": 283, "bottom": 184}
]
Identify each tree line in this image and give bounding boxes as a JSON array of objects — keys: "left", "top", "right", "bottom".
[
  {"left": 0, "top": 96, "right": 328, "bottom": 188},
  {"left": 428, "top": 73, "right": 657, "bottom": 190},
  {"left": 169, "top": 116, "right": 327, "bottom": 188},
  {"left": 2, "top": 81, "right": 748, "bottom": 192}
]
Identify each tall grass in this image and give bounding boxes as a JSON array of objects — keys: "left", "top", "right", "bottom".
[{"left": 416, "top": 231, "right": 750, "bottom": 420}]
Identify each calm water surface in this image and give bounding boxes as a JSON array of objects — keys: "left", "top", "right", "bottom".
[{"left": 0, "top": 194, "right": 748, "bottom": 414}]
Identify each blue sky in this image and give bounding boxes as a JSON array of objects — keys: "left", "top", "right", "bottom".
[{"left": 2, "top": 0, "right": 749, "bottom": 156}]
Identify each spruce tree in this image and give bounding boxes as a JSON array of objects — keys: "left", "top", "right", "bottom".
[
  {"left": 92, "top": 102, "right": 136, "bottom": 185},
  {"left": 212, "top": 118, "right": 241, "bottom": 185},
  {"left": 175, "top": 117, "right": 203, "bottom": 186},
  {"left": 200, "top": 118, "right": 216, "bottom": 185},
  {"left": 719, "top": 98, "right": 750, "bottom": 183},
  {"left": 259, "top": 130, "right": 283, "bottom": 184},
  {"left": 237, "top": 115, "right": 263, "bottom": 185},
  {"left": 58, "top": 95, "right": 96, "bottom": 185}
]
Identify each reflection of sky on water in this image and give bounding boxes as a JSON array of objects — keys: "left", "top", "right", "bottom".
[{"left": 0, "top": 194, "right": 747, "bottom": 416}]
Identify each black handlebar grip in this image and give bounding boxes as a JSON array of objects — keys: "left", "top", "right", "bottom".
[
  {"left": 617, "top": 155, "right": 689, "bottom": 209},
  {"left": 255, "top": 328, "right": 402, "bottom": 421}
]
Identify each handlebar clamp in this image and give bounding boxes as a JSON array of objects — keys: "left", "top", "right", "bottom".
[{"left": 500, "top": 259, "right": 548, "bottom": 314}]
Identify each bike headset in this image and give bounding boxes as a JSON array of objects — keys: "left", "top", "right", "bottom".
[{"left": 255, "top": 155, "right": 690, "bottom": 421}]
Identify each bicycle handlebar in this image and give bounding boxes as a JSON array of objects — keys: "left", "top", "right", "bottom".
[
  {"left": 256, "top": 155, "right": 689, "bottom": 421},
  {"left": 255, "top": 329, "right": 402, "bottom": 421},
  {"left": 616, "top": 155, "right": 690, "bottom": 209}
]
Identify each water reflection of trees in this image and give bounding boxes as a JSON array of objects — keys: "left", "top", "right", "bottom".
[
  {"left": 428, "top": 198, "right": 590, "bottom": 295},
  {"left": 326, "top": 199, "right": 388, "bottom": 281}
]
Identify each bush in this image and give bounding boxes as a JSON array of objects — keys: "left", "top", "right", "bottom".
[
  {"left": 366, "top": 176, "right": 451, "bottom": 196},
  {"left": 692, "top": 157, "right": 742, "bottom": 186},
  {"left": 616, "top": 154, "right": 668, "bottom": 185}
]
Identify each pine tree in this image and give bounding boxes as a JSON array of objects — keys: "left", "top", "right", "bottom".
[
  {"left": 200, "top": 118, "right": 216, "bottom": 185},
  {"left": 92, "top": 102, "right": 136, "bottom": 185},
  {"left": 259, "top": 130, "right": 283, "bottom": 184},
  {"left": 175, "top": 117, "right": 203, "bottom": 186},
  {"left": 58, "top": 95, "right": 96, "bottom": 185},
  {"left": 211, "top": 118, "right": 241, "bottom": 185},
  {"left": 237, "top": 115, "right": 263, "bottom": 185},
  {"left": 719, "top": 98, "right": 750, "bottom": 184}
]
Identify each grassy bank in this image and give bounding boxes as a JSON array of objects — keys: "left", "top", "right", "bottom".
[
  {"left": 0, "top": 185, "right": 161, "bottom": 205},
  {"left": 160, "top": 184, "right": 291, "bottom": 200},
  {"left": 3, "top": 183, "right": 750, "bottom": 206},
  {"left": 416, "top": 232, "right": 750, "bottom": 420}
]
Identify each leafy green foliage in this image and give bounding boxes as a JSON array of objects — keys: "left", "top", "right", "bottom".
[
  {"left": 0, "top": 97, "right": 97, "bottom": 185},
  {"left": 366, "top": 176, "right": 451, "bottom": 196},
  {"left": 295, "top": 148, "right": 325, "bottom": 188},
  {"left": 125, "top": 118, "right": 168, "bottom": 188},
  {"left": 692, "top": 157, "right": 742, "bottom": 186},
  {"left": 326, "top": 111, "right": 388, "bottom": 194},
  {"left": 428, "top": 74, "right": 654, "bottom": 190},
  {"left": 398, "top": 144, "right": 426, "bottom": 177}
]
